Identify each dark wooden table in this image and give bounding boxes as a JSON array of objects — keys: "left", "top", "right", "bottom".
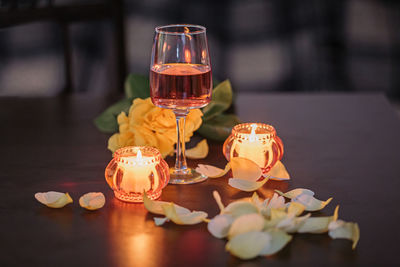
[{"left": 1, "top": 93, "right": 400, "bottom": 266}]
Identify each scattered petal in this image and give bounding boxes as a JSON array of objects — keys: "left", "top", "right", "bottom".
[
  {"left": 261, "top": 193, "right": 286, "bottom": 218},
  {"left": 266, "top": 161, "right": 290, "bottom": 181},
  {"left": 275, "top": 188, "right": 314, "bottom": 199},
  {"left": 293, "top": 194, "right": 333, "bottom": 211},
  {"left": 226, "top": 231, "right": 271, "bottom": 260},
  {"left": 79, "top": 192, "right": 105, "bottom": 210},
  {"left": 228, "top": 177, "right": 269, "bottom": 192},
  {"left": 35, "top": 191, "right": 73, "bottom": 208},
  {"left": 213, "top": 190, "right": 225, "bottom": 213},
  {"left": 208, "top": 214, "right": 234, "bottom": 239},
  {"left": 162, "top": 203, "right": 208, "bottom": 225},
  {"left": 287, "top": 201, "right": 305, "bottom": 216},
  {"left": 186, "top": 139, "right": 209, "bottom": 159},
  {"left": 228, "top": 213, "right": 265, "bottom": 239},
  {"left": 224, "top": 201, "right": 259, "bottom": 218},
  {"left": 143, "top": 191, "right": 189, "bottom": 215},
  {"left": 196, "top": 163, "right": 230, "bottom": 178},
  {"left": 276, "top": 213, "right": 311, "bottom": 233},
  {"left": 297, "top": 206, "right": 339, "bottom": 233},
  {"left": 154, "top": 217, "right": 169, "bottom": 226},
  {"left": 328, "top": 220, "right": 360, "bottom": 249},
  {"left": 230, "top": 157, "right": 262, "bottom": 181},
  {"left": 260, "top": 229, "right": 292, "bottom": 256}
]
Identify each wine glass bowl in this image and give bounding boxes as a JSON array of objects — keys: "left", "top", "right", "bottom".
[{"left": 150, "top": 24, "right": 212, "bottom": 184}]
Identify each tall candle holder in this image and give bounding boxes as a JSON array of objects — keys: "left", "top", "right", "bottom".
[
  {"left": 105, "top": 146, "right": 169, "bottom": 203},
  {"left": 223, "top": 123, "right": 284, "bottom": 174}
]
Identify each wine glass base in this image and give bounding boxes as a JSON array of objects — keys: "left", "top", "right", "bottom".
[{"left": 168, "top": 168, "right": 208, "bottom": 184}]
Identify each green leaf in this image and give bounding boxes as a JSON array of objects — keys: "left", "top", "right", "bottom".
[
  {"left": 198, "top": 113, "right": 241, "bottom": 141},
  {"left": 124, "top": 74, "right": 150, "bottom": 99},
  {"left": 93, "top": 98, "right": 132, "bottom": 133},
  {"left": 202, "top": 80, "right": 233, "bottom": 121}
]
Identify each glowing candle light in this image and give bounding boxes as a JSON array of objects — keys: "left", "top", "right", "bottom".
[
  {"left": 223, "top": 123, "right": 284, "bottom": 174},
  {"left": 105, "top": 146, "right": 170, "bottom": 202}
]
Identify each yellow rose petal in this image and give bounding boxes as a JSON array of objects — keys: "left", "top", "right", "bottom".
[
  {"left": 186, "top": 139, "right": 209, "bottom": 159},
  {"left": 275, "top": 188, "right": 315, "bottom": 199},
  {"left": 213, "top": 190, "right": 225, "bottom": 213},
  {"left": 196, "top": 163, "right": 231, "bottom": 178},
  {"left": 162, "top": 203, "right": 208, "bottom": 225},
  {"left": 107, "top": 133, "right": 120, "bottom": 153},
  {"left": 266, "top": 161, "right": 290, "bottom": 181},
  {"left": 143, "top": 192, "right": 189, "bottom": 216},
  {"left": 276, "top": 213, "right": 311, "bottom": 233},
  {"left": 228, "top": 177, "right": 269, "bottom": 192},
  {"left": 293, "top": 194, "right": 333, "bottom": 212},
  {"left": 297, "top": 206, "right": 340, "bottom": 234},
  {"left": 328, "top": 220, "right": 360, "bottom": 249},
  {"left": 228, "top": 213, "right": 265, "bottom": 239},
  {"left": 287, "top": 201, "right": 306, "bottom": 216},
  {"left": 226, "top": 231, "right": 271, "bottom": 260},
  {"left": 79, "top": 192, "right": 105, "bottom": 211},
  {"left": 224, "top": 201, "right": 259, "bottom": 218},
  {"left": 154, "top": 217, "right": 169, "bottom": 226},
  {"left": 260, "top": 229, "right": 292, "bottom": 256},
  {"left": 207, "top": 214, "right": 234, "bottom": 238},
  {"left": 260, "top": 193, "right": 286, "bottom": 218},
  {"left": 230, "top": 157, "right": 262, "bottom": 181},
  {"left": 35, "top": 191, "right": 73, "bottom": 208}
]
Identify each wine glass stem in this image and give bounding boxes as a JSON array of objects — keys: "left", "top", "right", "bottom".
[{"left": 174, "top": 110, "right": 189, "bottom": 174}]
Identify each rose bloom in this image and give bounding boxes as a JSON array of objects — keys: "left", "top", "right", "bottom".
[{"left": 108, "top": 98, "right": 203, "bottom": 158}]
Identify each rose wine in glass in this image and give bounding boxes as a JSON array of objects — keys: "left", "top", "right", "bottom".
[{"left": 150, "top": 25, "right": 212, "bottom": 184}]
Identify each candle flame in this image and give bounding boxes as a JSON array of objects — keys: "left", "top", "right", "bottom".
[
  {"left": 137, "top": 149, "right": 143, "bottom": 160},
  {"left": 185, "top": 49, "right": 191, "bottom": 63},
  {"left": 249, "top": 124, "right": 258, "bottom": 142}
]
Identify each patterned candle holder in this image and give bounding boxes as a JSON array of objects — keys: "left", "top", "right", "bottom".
[
  {"left": 105, "top": 146, "right": 170, "bottom": 203},
  {"left": 223, "top": 123, "right": 284, "bottom": 174}
]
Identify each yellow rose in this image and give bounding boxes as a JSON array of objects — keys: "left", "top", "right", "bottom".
[{"left": 107, "top": 97, "right": 203, "bottom": 158}]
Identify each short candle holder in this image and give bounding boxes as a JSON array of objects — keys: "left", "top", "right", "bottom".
[
  {"left": 105, "top": 146, "right": 170, "bottom": 203},
  {"left": 223, "top": 123, "right": 284, "bottom": 174}
]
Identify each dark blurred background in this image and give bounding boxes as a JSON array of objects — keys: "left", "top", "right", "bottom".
[{"left": 0, "top": 0, "right": 399, "bottom": 105}]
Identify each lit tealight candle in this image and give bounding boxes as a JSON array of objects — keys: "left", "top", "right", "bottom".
[
  {"left": 105, "top": 146, "right": 170, "bottom": 203},
  {"left": 223, "top": 123, "right": 284, "bottom": 173}
]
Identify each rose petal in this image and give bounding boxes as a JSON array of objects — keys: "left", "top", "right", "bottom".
[
  {"left": 207, "top": 214, "right": 234, "bottom": 238},
  {"left": 293, "top": 194, "right": 333, "bottom": 211},
  {"left": 226, "top": 231, "right": 272, "bottom": 260},
  {"left": 162, "top": 203, "right": 208, "bottom": 225},
  {"left": 79, "top": 192, "right": 105, "bottom": 210},
  {"left": 230, "top": 157, "right": 262, "bottom": 181},
  {"left": 196, "top": 163, "right": 230, "bottom": 178},
  {"left": 213, "top": 190, "right": 225, "bottom": 213},
  {"left": 224, "top": 201, "right": 259, "bottom": 218},
  {"left": 275, "top": 188, "right": 315, "bottom": 199},
  {"left": 260, "top": 193, "right": 286, "bottom": 218},
  {"left": 260, "top": 229, "right": 292, "bottom": 256},
  {"left": 228, "top": 177, "right": 269, "bottom": 192},
  {"left": 228, "top": 213, "right": 265, "bottom": 239},
  {"left": 297, "top": 205, "right": 340, "bottom": 233},
  {"left": 143, "top": 192, "right": 189, "bottom": 216},
  {"left": 266, "top": 161, "right": 290, "bottom": 181},
  {"left": 35, "top": 191, "right": 73, "bottom": 208},
  {"left": 154, "top": 217, "right": 169, "bottom": 226},
  {"left": 264, "top": 208, "right": 288, "bottom": 229},
  {"left": 276, "top": 213, "right": 311, "bottom": 233},
  {"left": 186, "top": 139, "right": 209, "bottom": 159},
  {"left": 287, "top": 201, "right": 306, "bottom": 216},
  {"left": 328, "top": 220, "right": 360, "bottom": 249}
]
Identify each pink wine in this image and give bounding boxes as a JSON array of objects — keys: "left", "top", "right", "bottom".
[{"left": 150, "top": 63, "right": 212, "bottom": 109}]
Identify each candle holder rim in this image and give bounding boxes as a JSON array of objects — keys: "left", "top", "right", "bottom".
[
  {"left": 232, "top": 123, "right": 276, "bottom": 136},
  {"left": 113, "top": 146, "right": 162, "bottom": 163}
]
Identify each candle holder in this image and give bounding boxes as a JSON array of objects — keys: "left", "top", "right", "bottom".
[
  {"left": 223, "top": 123, "right": 284, "bottom": 174},
  {"left": 105, "top": 146, "right": 170, "bottom": 203}
]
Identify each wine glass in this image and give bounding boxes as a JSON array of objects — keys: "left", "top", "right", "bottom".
[{"left": 150, "top": 24, "right": 212, "bottom": 184}]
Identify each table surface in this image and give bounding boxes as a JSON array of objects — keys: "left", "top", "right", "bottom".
[{"left": 1, "top": 93, "right": 400, "bottom": 266}]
